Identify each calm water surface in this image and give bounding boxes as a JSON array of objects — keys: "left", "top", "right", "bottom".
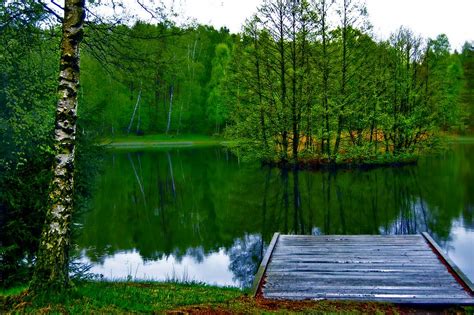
[{"left": 76, "top": 144, "right": 474, "bottom": 287}]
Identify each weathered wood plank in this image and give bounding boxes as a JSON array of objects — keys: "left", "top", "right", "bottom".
[
  {"left": 267, "top": 264, "right": 446, "bottom": 271},
  {"left": 265, "top": 275, "right": 459, "bottom": 285},
  {"left": 269, "top": 258, "right": 439, "bottom": 264},
  {"left": 264, "top": 284, "right": 464, "bottom": 292},
  {"left": 264, "top": 293, "right": 474, "bottom": 305},
  {"left": 266, "top": 273, "right": 455, "bottom": 282},
  {"left": 278, "top": 234, "right": 422, "bottom": 238},
  {"left": 265, "top": 292, "right": 469, "bottom": 299},
  {"left": 272, "top": 247, "right": 433, "bottom": 253},
  {"left": 251, "top": 232, "right": 279, "bottom": 297},
  {"left": 271, "top": 252, "right": 437, "bottom": 259},
  {"left": 278, "top": 238, "right": 425, "bottom": 243},
  {"left": 273, "top": 244, "right": 432, "bottom": 249},
  {"left": 267, "top": 270, "right": 450, "bottom": 277},
  {"left": 264, "top": 288, "right": 466, "bottom": 297},
  {"left": 278, "top": 236, "right": 424, "bottom": 242},
  {"left": 267, "top": 264, "right": 447, "bottom": 271},
  {"left": 274, "top": 244, "right": 431, "bottom": 249}
]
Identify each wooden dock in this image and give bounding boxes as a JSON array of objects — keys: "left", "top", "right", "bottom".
[{"left": 252, "top": 233, "right": 474, "bottom": 305}]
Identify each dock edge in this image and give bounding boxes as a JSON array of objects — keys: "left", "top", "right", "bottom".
[
  {"left": 251, "top": 232, "right": 280, "bottom": 297},
  {"left": 422, "top": 232, "right": 474, "bottom": 294}
]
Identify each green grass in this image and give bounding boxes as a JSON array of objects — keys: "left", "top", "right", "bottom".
[
  {"left": 444, "top": 134, "right": 474, "bottom": 143},
  {"left": 0, "top": 286, "right": 28, "bottom": 297},
  {"left": 1, "top": 282, "right": 469, "bottom": 314},
  {"left": 101, "top": 134, "right": 225, "bottom": 148},
  {"left": 1, "top": 282, "right": 242, "bottom": 313}
]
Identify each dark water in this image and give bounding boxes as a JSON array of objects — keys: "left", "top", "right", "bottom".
[{"left": 76, "top": 144, "right": 474, "bottom": 287}]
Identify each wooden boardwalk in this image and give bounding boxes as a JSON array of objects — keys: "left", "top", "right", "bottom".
[{"left": 252, "top": 233, "right": 474, "bottom": 305}]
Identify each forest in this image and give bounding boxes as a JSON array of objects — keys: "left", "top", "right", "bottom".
[
  {"left": 1, "top": 1, "right": 473, "bottom": 166},
  {"left": 0, "top": 0, "right": 473, "bottom": 308}
]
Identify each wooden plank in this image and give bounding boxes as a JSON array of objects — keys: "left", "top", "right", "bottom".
[
  {"left": 267, "top": 270, "right": 449, "bottom": 276},
  {"left": 422, "top": 232, "right": 474, "bottom": 294},
  {"left": 271, "top": 252, "right": 436, "bottom": 258},
  {"left": 268, "top": 264, "right": 448, "bottom": 270},
  {"left": 251, "top": 232, "right": 280, "bottom": 297},
  {"left": 269, "top": 258, "right": 439, "bottom": 264},
  {"left": 273, "top": 247, "right": 433, "bottom": 252},
  {"left": 265, "top": 273, "right": 455, "bottom": 282},
  {"left": 269, "top": 265, "right": 442, "bottom": 271},
  {"left": 278, "top": 236, "right": 424, "bottom": 242},
  {"left": 278, "top": 238, "right": 424, "bottom": 242},
  {"left": 264, "top": 284, "right": 465, "bottom": 292},
  {"left": 264, "top": 293, "right": 474, "bottom": 305},
  {"left": 280, "top": 234, "right": 420, "bottom": 241},
  {"left": 264, "top": 287, "right": 466, "bottom": 296},
  {"left": 271, "top": 257, "right": 438, "bottom": 262},
  {"left": 265, "top": 276, "right": 458, "bottom": 286},
  {"left": 276, "top": 244, "right": 427, "bottom": 248},
  {"left": 274, "top": 242, "right": 431, "bottom": 247},
  {"left": 265, "top": 292, "right": 469, "bottom": 299},
  {"left": 276, "top": 241, "right": 428, "bottom": 247},
  {"left": 264, "top": 292, "right": 469, "bottom": 299}
]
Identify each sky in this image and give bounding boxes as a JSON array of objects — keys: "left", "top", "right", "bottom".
[{"left": 170, "top": 0, "right": 474, "bottom": 51}]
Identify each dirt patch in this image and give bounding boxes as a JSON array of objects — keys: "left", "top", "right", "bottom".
[{"left": 169, "top": 296, "right": 469, "bottom": 314}]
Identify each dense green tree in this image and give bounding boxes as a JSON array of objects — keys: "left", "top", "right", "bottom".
[
  {"left": 425, "top": 34, "right": 464, "bottom": 130},
  {"left": 207, "top": 43, "right": 231, "bottom": 134},
  {"left": 459, "top": 42, "right": 474, "bottom": 132},
  {"left": 226, "top": 0, "right": 467, "bottom": 166},
  {"left": 0, "top": 1, "right": 58, "bottom": 288}
]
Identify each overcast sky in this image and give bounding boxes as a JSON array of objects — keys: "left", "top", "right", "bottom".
[{"left": 171, "top": 0, "right": 473, "bottom": 51}]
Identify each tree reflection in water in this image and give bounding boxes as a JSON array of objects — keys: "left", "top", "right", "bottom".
[{"left": 75, "top": 144, "right": 474, "bottom": 286}]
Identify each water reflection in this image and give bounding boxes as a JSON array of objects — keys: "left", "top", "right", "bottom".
[{"left": 75, "top": 144, "right": 474, "bottom": 287}]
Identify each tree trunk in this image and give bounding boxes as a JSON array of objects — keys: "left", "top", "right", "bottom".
[
  {"left": 291, "top": 3, "right": 299, "bottom": 162},
  {"left": 127, "top": 84, "right": 142, "bottom": 134},
  {"left": 320, "top": 0, "right": 331, "bottom": 157},
  {"left": 278, "top": 4, "right": 288, "bottom": 162},
  {"left": 166, "top": 84, "right": 174, "bottom": 134},
  {"left": 333, "top": 0, "right": 349, "bottom": 160},
  {"left": 31, "top": 0, "right": 85, "bottom": 292},
  {"left": 254, "top": 34, "right": 267, "bottom": 150}
]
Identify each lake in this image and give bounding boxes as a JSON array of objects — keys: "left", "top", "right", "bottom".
[{"left": 75, "top": 143, "right": 474, "bottom": 288}]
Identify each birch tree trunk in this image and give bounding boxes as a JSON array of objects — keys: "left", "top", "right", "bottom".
[
  {"left": 166, "top": 84, "right": 174, "bottom": 134},
  {"left": 31, "top": 0, "right": 85, "bottom": 292},
  {"left": 127, "top": 85, "right": 142, "bottom": 134}
]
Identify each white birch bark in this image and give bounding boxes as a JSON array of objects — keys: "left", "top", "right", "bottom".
[{"left": 32, "top": 0, "right": 85, "bottom": 291}]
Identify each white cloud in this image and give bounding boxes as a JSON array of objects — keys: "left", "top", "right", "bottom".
[
  {"left": 365, "top": 0, "right": 474, "bottom": 50},
  {"left": 176, "top": 0, "right": 473, "bottom": 50}
]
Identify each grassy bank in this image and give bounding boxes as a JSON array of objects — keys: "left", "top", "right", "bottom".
[
  {"left": 101, "top": 134, "right": 225, "bottom": 149},
  {"left": 445, "top": 134, "right": 474, "bottom": 143},
  {"left": 1, "top": 282, "right": 470, "bottom": 314}
]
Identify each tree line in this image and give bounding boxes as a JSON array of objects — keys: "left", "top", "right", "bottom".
[
  {"left": 80, "top": 23, "right": 235, "bottom": 136},
  {"left": 225, "top": 0, "right": 472, "bottom": 165}
]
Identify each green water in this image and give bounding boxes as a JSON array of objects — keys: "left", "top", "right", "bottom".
[{"left": 76, "top": 144, "right": 474, "bottom": 287}]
